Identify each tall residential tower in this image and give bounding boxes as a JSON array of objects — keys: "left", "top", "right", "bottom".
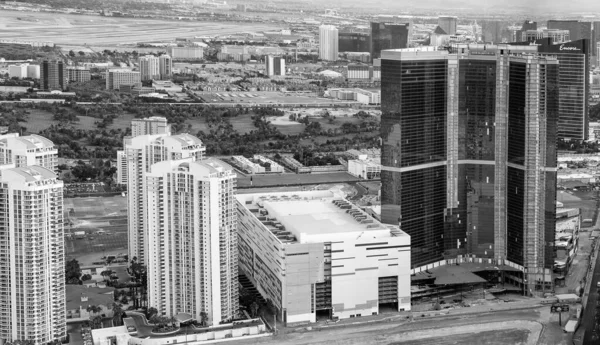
[
  {"left": 0, "top": 166, "right": 66, "bottom": 344},
  {"left": 319, "top": 25, "right": 339, "bottom": 61},
  {"left": 126, "top": 133, "right": 205, "bottom": 264},
  {"left": 146, "top": 159, "right": 238, "bottom": 325}
]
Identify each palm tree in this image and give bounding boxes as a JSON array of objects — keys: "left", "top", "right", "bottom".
[
  {"left": 147, "top": 307, "right": 158, "bottom": 319},
  {"left": 111, "top": 303, "right": 124, "bottom": 326},
  {"left": 90, "top": 315, "right": 103, "bottom": 329},
  {"left": 86, "top": 304, "right": 102, "bottom": 316},
  {"left": 199, "top": 311, "right": 208, "bottom": 327},
  {"left": 101, "top": 269, "right": 113, "bottom": 281}
]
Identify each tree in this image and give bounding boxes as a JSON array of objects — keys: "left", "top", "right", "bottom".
[
  {"left": 81, "top": 273, "right": 92, "bottom": 282},
  {"left": 101, "top": 269, "right": 114, "bottom": 281},
  {"left": 90, "top": 315, "right": 103, "bottom": 329},
  {"left": 199, "top": 311, "right": 208, "bottom": 327},
  {"left": 111, "top": 303, "right": 124, "bottom": 326},
  {"left": 250, "top": 302, "right": 259, "bottom": 318},
  {"left": 87, "top": 305, "right": 102, "bottom": 315},
  {"left": 147, "top": 307, "right": 158, "bottom": 319},
  {"left": 69, "top": 50, "right": 76, "bottom": 57},
  {"left": 65, "top": 259, "right": 82, "bottom": 284},
  {"left": 78, "top": 51, "right": 85, "bottom": 56}
]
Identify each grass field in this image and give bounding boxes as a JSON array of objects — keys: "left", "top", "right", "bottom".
[{"left": 0, "top": 10, "right": 279, "bottom": 47}]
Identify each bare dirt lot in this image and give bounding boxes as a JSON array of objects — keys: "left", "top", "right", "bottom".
[
  {"left": 0, "top": 10, "right": 279, "bottom": 46},
  {"left": 64, "top": 196, "right": 128, "bottom": 262}
]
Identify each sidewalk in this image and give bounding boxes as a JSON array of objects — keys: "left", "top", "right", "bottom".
[{"left": 282, "top": 298, "right": 547, "bottom": 334}]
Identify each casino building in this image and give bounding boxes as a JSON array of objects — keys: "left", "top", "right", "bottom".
[{"left": 380, "top": 45, "right": 559, "bottom": 295}]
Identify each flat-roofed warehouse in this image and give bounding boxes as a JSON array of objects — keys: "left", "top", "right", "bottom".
[{"left": 236, "top": 190, "right": 411, "bottom": 325}]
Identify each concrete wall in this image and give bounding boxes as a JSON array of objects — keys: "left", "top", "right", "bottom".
[{"left": 330, "top": 236, "right": 412, "bottom": 318}]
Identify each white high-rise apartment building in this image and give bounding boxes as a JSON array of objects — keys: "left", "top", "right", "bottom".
[
  {"left": 126, "top": 133, "right": 205, "bottom": 264},
  {"left": 0, "top": 166, "right": 66, "bottom": 344},
  {"left": 319, "top": 25, "right": 339, "bottom": 61},
  {"left": 132, "top": 116, "right": 172, "bottom": 137},
  {"left": 117, "top": 117, "right": 172, "bottom": 185},
  {"left": 159, "top": 54, "right": 173, "bottom": 79},
  {"left": 0, "top": 133, "right": 58, "bottom": 172},
  {"left": 139, "top": 55, "right": 160, "bottom": 81},
  {"left": 106, "top": 69, "right": 141, "bottom": 90},
  {"left": 265, "top": 56, "right": 286, "bottom": 76},
  {"left": 146, "top": 158, "right": 238, "bottom": 325}
]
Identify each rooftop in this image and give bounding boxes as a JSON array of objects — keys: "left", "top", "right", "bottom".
[
  {"left": 237, "top": 190, "right": 406, "bottom": 244},
  {"left": 66, "top": 285, "right": 115, "bottom": 310}
]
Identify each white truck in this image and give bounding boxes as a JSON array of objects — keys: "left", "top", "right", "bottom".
[{"left": 564, "top": 319, "right": 579, "bottom": 333}]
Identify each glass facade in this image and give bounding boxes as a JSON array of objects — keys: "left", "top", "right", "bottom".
[
  {"left": 449, "top": 59, "right": 498, "bottom": 258},
  {"left": 538, "top": 39, "right": 588, "bottom": 140},
  {"left": 381, "top": 57, "right": 447, "bottom": 268},
  {"left": 381, "top": 49, "right": 559, "bottom": 279},
  {"left": 339, "top": 32, "right": 371, "bottom": 53},
  {"left": 370, "top": 23, "right": 409, "bottom": 59}
]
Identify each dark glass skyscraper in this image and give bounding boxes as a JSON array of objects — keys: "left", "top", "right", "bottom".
[
  {"left": 338, "top": 32, "right": 371, "bottom": 53},
  {"left": 40, "top": 60, "right": 66, "bottom": 91},
  {"left": 370, "top": 22, "right": 409, "bottom": 59},
  {"left": 510, "top": 39, "right": 589, "bottom": 140},
  {"left": 547, "top": 20, "right": 595, "bottom": 61},
  {"left": 381, "top": 45, "right": 558, "bottom": 294}
]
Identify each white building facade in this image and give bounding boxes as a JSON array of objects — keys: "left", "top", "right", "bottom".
[
  {"left": 0, "top": 133, "right": 58, "bottom": 172},
  {"left": 106, "top": 70, "right": 141, "bottom": 90},
  {"left": 146, "top": 159, "right": 238, "bottom": 325},
  {"left": 0, "top": 166, "right": 66, "bottom": 344},
  {"left": 126, "top": 134, "right": 205, "bottom": 264},
  {"left": 139, "top": 56, "right": 160, "bottom": 81},
  {"left": 236, "top": 191, "right": 411, "bottom": 325},
  {"left": 319, "top": 25, "right": 339, "bottom": 61}
]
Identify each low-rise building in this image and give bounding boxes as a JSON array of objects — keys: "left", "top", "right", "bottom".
[
  {"left": 236, "top": 190, "right": 411, "bottom": 325},
  {"left": 348, "top": 155, "right": 381, "bottom": 179},
  {"left": 66, "top": 66, "right": 91, "bottom": 83},
  {"left": 65, "top": 285, "right": 116, "bottom": 322}
]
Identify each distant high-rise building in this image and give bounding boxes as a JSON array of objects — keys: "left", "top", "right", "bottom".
[
  {"left": 380, "top": 45, "right": 558, "bottom": 294},
  {"left": 66, "top": 66, "right": 91, "bottom": 83},
  {"left": 40, "top": 60, "right": 66, "bottom": 91},
  {"left": 319, "top": 25, "right": 339, "bottom": 61},
  {"left": 480, "top": 20, "right": 513, "bottom": 43},
  {"left": 265, "top": 55, "right": 286, "bottom": 76},
  {"left": 0, "top": 133, "right": 58, "bottom": 171},
  {"left": 117, "top": 117, "right": 172, "bottom": 185},
  {"left": 338, "top": 32, "right": 371, "bottom": 53},
  {"left": 511, "top": 39, "right": 589, "bottom": 140},
  {"left": 125, "top": 133, "right": 205, "bottom": 264},
  {"left": 159, "top": 54, "right": 172, "bottom": 79},
  {"left": 438, "top": 16, "right": 457, "bottom": 35},
  {"left": 516, "top": 20, "right": 537, "bottom": 42},
  {"left": 106, "top": 69, "right": 141, "bottom": 90},
  {"left": 147, "top": 158, "right": 238, "bottom": 326},
  {"left": 0, "top": 165, "right": 66, "bottom": 344},
  {"left": 131, "top": 116, "right": 172, "bottom": 137},
  {"left": 370, "top": 22, "right": 409, "bottom": 59},
  {"left": 593, "top": 21, "right": 600, "bottom": 65},
  {"left": 548, "top": 20, "right": 596, "bottom": 60},
  {"left": 521, "top": 29, "right": 570, "bottom": 43},
  {"left": 139, "top": 55, "right": 160, "bottom": 81}
]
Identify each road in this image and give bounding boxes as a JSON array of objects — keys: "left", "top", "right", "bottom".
[
  {"left": 582, "top": 242, "right": 600, "bottom": 344},
  {"left": 229, "top": 307, "right": 567, "bottom": 345}
]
